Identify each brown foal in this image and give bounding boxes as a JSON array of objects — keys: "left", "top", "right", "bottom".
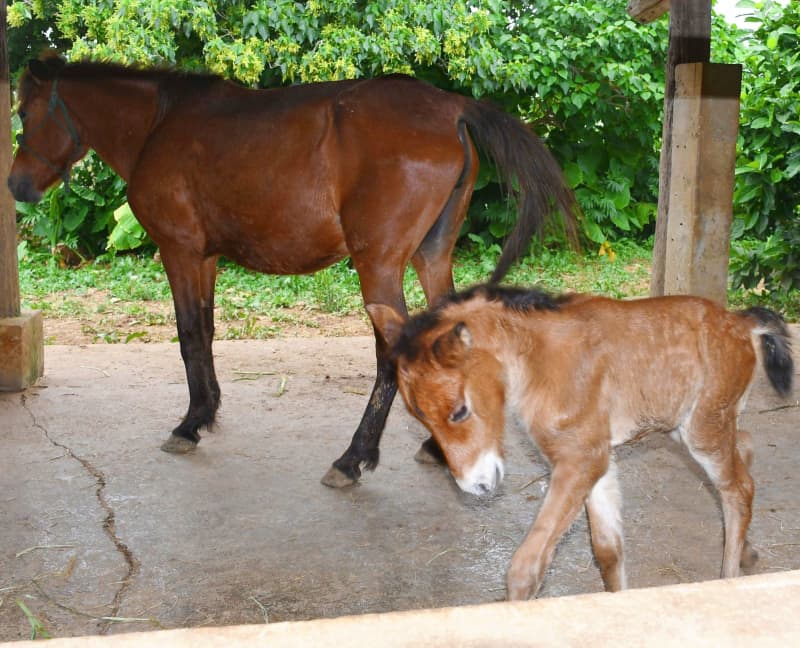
[{"left": 369, "top": 284, "right": 794, "bottom": 600}]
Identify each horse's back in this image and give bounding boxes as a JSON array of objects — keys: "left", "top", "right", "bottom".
[{"left": 128, "top": 75, "right": 471, "bottom": 273}]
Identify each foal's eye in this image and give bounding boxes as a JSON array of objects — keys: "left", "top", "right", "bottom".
[{"left": 449, "top": 404, "right": 470, "bottom": 423}]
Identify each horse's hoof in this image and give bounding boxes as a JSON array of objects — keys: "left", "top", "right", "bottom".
[
  {"left": 160, "top": 435, "right": 198, "bottom": 454},
  {"left": 320, "top": 466, "right": 357, "bottom": 488},
  {"left": 414, "top": 438, "right": 446, "bottom": 465}
]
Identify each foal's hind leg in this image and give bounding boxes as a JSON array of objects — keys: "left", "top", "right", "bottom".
[
  {"left": 159, "top": 250, "right": 220, "bottom": 453},
  {"left": 736, "top": 429, "right": 759, "bottom": 568},
  {"left": 585, "top": 460, "right": 627, "bottom": 591},
  {"left": 683, "top": 415, "right": 755, "bottom": 579}
]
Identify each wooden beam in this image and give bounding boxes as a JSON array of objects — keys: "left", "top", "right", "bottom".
[
  {"left": 650, "top": 0, "right": 712, "bottom": 297},
  {"left": 663, "top": 62, "right": 742, "bottom": 303},
  {"left": 0, "top": 0, "right": 20, "bottom": 319},
  {"left": 627, "top": 0, "right": 671, "bottom": 24}
]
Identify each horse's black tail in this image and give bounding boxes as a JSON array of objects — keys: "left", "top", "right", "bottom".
[
  {"left": 741, "top": 306, "right": 794, "bottom": 397},
  {"left": 460, "top": 99, "right": 579, "bottom": 283}
]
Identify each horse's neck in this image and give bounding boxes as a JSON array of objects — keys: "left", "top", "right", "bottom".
[{"left": 61, "top": 78, "right": 162, "bottom": 182}]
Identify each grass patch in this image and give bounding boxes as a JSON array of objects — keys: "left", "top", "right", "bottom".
[{"left": 18, "top": 241, "right": 798, "bottom": 330}]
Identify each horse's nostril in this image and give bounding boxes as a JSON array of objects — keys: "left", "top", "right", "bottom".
[{"left": 476, "top": 482, "right": 490, "bottom": 495}]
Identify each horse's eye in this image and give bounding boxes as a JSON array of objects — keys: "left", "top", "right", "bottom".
[{"left": 449, "top": 404, "right": 470, "bottom": 423}]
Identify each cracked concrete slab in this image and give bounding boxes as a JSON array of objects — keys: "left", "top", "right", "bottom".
[{"left": 1, "top": 334, "right": 799, "bottom": 641}]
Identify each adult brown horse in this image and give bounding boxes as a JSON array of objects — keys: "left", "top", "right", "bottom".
[{"left": 8, "top": 54, "right": 577, "bottom": 487}]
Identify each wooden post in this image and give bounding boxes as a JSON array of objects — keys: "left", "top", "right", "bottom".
[
  {"left": 0, "top": 0, "right": 18, "bottom": 319},
  {"left": 0, "top": 0, "right": 44, "bottom": 391},
  {"left": 662, "top": 62, "right": 742, "bottom": 303},
  {"left": 649, "top": 0, "right": 711, "bottom": 297}
]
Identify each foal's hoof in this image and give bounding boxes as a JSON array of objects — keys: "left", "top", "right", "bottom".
[
  {"left": 414, "top": 437, "right": 446, "bottom": 465},
  {"left": 160, "top": 435, "right": 198, "bottom": 454},
  {"left": 320, "top": 466, "right": 357, "bottom": 489},
  {"left": 741, "top": 541, "right": 759, "bottom": 569}
]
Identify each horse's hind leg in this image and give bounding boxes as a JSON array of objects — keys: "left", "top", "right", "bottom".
[
  {"left": 408, "top": 145, "right": 476, "bottom": 466},
  {"left": 159, "top": 249, "right": 220, "bottom": 453}
]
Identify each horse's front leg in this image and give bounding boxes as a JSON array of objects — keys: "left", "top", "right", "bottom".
[
  {"left": 321, "top": 260, "right": 408, "bottom": 487},
  {"left": 159, "top": 249, "right": 220, "bottom": 453},
  {"left": 321, "top": 327, "right": 399, "bottom": 487}
]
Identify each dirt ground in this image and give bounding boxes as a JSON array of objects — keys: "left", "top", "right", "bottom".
[{"left": 1, "top": 327, "right": 799, "bottom": 641}]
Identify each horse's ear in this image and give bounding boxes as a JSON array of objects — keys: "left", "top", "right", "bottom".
[
  {"left": 28, "top": 55, "right": 64, "bottom": 81},
  {"left": 28, "top": 59, "right": 55, "bottom": 81},
  {"left": 365, "top": 304, "right": 405, "bottom": 348},
  {"left": 433, "top": 322, "right": 472, "bottom": 367}
]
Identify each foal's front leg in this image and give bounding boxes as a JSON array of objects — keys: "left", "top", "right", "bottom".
[
  {"left": 159, "top": 251, "right": 220, "bottom": 453},
  {"left": 507, "top": 461, "right": 602, "bottom": 600}
]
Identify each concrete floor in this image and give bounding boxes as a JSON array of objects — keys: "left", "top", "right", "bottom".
[{"left": 1, "top": 334, "right": 799, "bottom": 641}]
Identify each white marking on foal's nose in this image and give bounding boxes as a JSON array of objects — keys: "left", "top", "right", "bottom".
[{"left": 455, "top": 451, "right": 505, "bottom": 496}]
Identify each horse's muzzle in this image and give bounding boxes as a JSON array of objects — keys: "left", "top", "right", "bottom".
[{"left": 7, "top": 174, "right": 42, "bottom": 203}]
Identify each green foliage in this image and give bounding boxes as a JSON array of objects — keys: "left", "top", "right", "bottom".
[
  {"left": 7, "top": 0, "right": 798, "bottom": 293},
  {"left": 724, "top": 0, "right": 800, "bottom": 290},
  {"left": 8, "top": 0, "right": 672, "bottom": 258},
  {"left": 14, "top": 148, "right": 131, "bottom": 259}
]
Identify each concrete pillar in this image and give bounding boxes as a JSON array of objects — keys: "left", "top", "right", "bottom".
[
  {"left": 0, "top": 0, "right": 44, "bottom": 390},
  {"left": 662, "top": 62, "right": 742, "bottom": 304}
]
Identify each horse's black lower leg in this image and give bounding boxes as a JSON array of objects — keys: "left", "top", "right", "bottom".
[
  {"left": 321, "top": 354, "right": 397, "bottom": 487},
  {"left": 159, "top": 253, "right": 220, "bottom": 454},
  {"left": 162, "top": 303, "right": 219, "bottom": 452}
]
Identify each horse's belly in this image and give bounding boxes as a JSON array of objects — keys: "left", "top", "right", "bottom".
[{"left": 212, "top": 207, "right": 349, "bottom": 275}]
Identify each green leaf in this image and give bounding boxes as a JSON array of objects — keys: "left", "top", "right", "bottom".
[
  {"left": 63, "top": 204, "right": 89, "bottom": 232},
  {"left": 610, "top": 211, "right": 631, "bottom": 231},
  {"left": 562, "top": 162, "right": 583, "bottom": 188},
  {"left": 582, "top": 219, "right": 605, "bottom": 244},
  {"left": 108, "top": 203, "right": 147, "bottom": 251}
]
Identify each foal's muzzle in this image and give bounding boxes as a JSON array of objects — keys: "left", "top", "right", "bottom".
[{"left": 455, "top": 451, "right": 505, "bottom": 497}]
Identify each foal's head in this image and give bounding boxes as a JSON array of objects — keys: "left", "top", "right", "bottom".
[{"left": 368, "top": 302, "right": 507, "bottom": 496}]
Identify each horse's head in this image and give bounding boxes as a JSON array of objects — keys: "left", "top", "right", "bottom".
[
  {"left": 368, "top": 303, "right": 506, "bottom": 496},
  {"left": 8, "top": 56, "right": 87, "bottom": 203}
]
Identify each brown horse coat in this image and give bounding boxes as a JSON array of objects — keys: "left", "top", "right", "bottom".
[
  {"left": 9, "top": 56, "right": 576, "bottom": 486},
  {"left": 370, "top": 285, "right": 793, "bottom": 599}
]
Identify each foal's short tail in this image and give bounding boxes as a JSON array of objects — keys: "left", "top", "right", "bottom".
[
  {"left": 460, "top": 100, "right": 579, "bottom": 283},
  {"left": 742, "top": 307, "right": 794, "bottom": 397}
]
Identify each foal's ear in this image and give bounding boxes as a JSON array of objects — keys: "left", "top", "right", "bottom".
[
  {"left": 365, "top": 304, "right": 405, "bottom": 348},
  {"left": 433, "top": 322, "right": 472, "bottom": 367}
]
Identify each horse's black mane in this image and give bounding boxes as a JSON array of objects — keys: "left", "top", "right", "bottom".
[
  {"left": 54, "top": 60, "right": 220, "bottom": 84},
  {"left": 394, "top": 284, "right": 571, "bottom": 360},
  {"left": 18, "top": 55, "right": 222, "bottom": 100}
]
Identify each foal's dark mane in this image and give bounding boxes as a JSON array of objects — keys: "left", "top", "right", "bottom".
[{"left": 394, "top": 284, "right": 571, "bottom": 360}]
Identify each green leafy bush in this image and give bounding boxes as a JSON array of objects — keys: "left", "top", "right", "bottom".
[
  {"left": 14, "top": 148, "right": 133, "bottom": 260},
  {"left": 8, "top": 0, "right": 672, "bottom": 258},
  {"left": 727, "top": 0, "right": 800, "bottom": 290}
]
